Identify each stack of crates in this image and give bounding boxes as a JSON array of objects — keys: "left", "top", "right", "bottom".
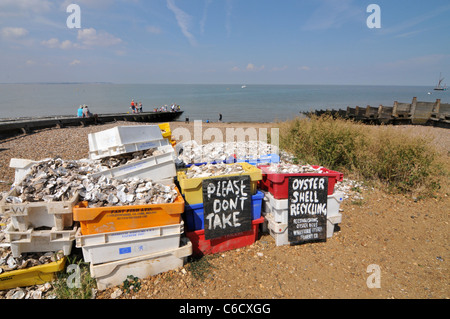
[
  {"left": 87, "top": 125, "right": 177, "bottom": 183},
  {"left": 74, "top": 125, "right": 191, "bottom": 290},
  {"left": 177, "top": 162, "right": 265, "bottom": 256},
  {"left": 0, "top": 176, "right": 77, "bottom": 289},
  {"left": 258, "top": 164, "right": 345, "bottom": 246},
  {"left": 0, "top": 189, "right": 78, "bottom": 258}
]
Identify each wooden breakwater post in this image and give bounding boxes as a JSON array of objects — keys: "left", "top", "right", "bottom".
[{"left": 303, "top": 98, "right": 449, "bottom": 128}]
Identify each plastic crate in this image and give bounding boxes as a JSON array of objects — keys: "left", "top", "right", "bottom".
[
  {"left": 259, "top": 165, "right": 344, "bottom": 198},
  {"left": 263, "top": 211, "right": 342, "bottom": 246},
  {"left": 185, "top": 217, "right": 264, "bottom": 257},
  {"left": 9, "top": 158, "right": 39, "bottom": 186},
  {"left": 75, "top": 222, "right": 184, "bottom": 265},
  {"left": 88, "top": 125, "right": 167, "bottom": 160},
  {"left": 0, "top": 257, "right": 66, "bottom": 291},
  {"left": 177, "top": 162, "right": 262, "bottom": 205},
  {"left": 90, "top": 238, "right": 192, "bottom": 290},
  {"left": 0, "top": 188, "right": 78, "bottom": 232},
  {"left": 236, "top": 154, "right": 280, "bottom": 166},
  {"left": 72, "top": 187, "right": 185, "bottom": 235},
  {"left": 90, "top": 145, "right": 176, "bottom": 182},
  {"left": 184, "top": 191, "right": 264, "bottom": 232},
  {"left": 4, "top": 223, "right": 77, "bottom": 257},
  {"left": 262, "top": 191, "right": 344, "bottom": 224},
  {"left": 158, "top": 123, "right": 176, "bottom": 147}
]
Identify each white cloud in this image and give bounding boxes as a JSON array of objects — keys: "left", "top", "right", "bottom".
[
  {"left": 246, "top": 63, "right": 265, "bottom": 71},
  {"left": 41, "top": 28, "right": 121, "bottom": 51},
  {"left": 41, "top": 38, "right": 73, "bottom": 49},
  {"left": 302, "top": 0, "right": 362, "bottom": 31},
  {"left": 1, "top": 27, "right": 28, "bottom": 38},
  {"left": 77, "top": 28, "right": 122, "bottom": 47},
  {"left": 299, "top": 66, "right": 311, "bottom": 71},
  {"left": 166, "top": 0, "right": 197, "bottom": 46},
  {"left": 200, "top": 0, "right": 212, "bottom": 35},
  {"left": 70, "top": 59, "right": 81, "bottom": 66}
]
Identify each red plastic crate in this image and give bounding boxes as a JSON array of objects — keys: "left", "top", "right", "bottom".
[
  {"left": 185, "top": 217, "right": 264, "bottom": 257},
  {"left": 258, "top": 165, "right": 344, "bottom": 199}
]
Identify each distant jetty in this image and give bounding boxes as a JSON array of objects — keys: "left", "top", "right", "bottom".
[
  {"left": 303, "top": 97, "right": 449, "bottom": 128},
  {"left": 0, "top": 111, "right": 184, "bottom": 137}
]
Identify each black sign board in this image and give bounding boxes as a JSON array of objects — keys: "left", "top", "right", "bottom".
[
  {"left": 202, "top": 175, "right": 252, "bottom": 240},
  {"left": 288, "top": 176, "right": 328, "bottom": 244}
]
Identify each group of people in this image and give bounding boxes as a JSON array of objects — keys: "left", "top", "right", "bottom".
[
  {"left": 153, "top": 103, "right": 181, "bottom": 113},
  {"left": 77, "top": 104, "right": 93, "bottom": 118},
  {"left": 130, "top": 99, "right": 143, "bottom": 113}
]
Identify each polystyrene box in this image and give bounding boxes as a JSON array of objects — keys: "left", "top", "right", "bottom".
[
  {"left": 75, "top": 222, "right": 184, "bottom": 265},
  {"left": 90, "top": 238, "right": 192, "bottom": 291}
]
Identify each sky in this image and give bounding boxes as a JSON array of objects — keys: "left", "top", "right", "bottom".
[{"left": 0, "top": 0, "right": 449, "bottom": 85}]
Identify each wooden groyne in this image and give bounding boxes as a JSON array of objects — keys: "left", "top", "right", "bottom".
[
  {"left": 304, "top": 97, "right": 449, "bottom": 128},
  {"left": 0, "top": 111, "right": 184, "bottom": 137}
]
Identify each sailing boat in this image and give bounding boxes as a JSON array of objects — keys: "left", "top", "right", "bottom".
[{"left": 434, "top": 73, "right": 447, "bottom": 91}]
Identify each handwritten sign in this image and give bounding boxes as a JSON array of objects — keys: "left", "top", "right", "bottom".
[
  {"left": 202, "top": 176, "right": 252, "bottom": 240},
  {"left": 288, "top": 176, "right": 328, "bottom": 244}
]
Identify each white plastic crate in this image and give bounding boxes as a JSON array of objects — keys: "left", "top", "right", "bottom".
[
  {"left": 91, "top": 238, "right": 192, "bottom": 290},
  {"left": 88, "top": 125, "right": 166, "bottom": 160},
  {"left": 75, "top": 222, "right": 184, "bottom": 265},
  {"left": 9, "top": 158, "right": 40, "bottom": 186},
  {"left": 264, "top": 210, "right": 342, "bottom": 246},
  {"left": 90, "top": 145, "right": 176, "bottom": 182},
  {"left": 4, "top": 223, "right": 77, "bottom": 257},
  {"left": 0, "top": 188, "right": 78, "bottom": 232},
  {"left": 262, "top": 191, "right": 344, "bottom": 224}
]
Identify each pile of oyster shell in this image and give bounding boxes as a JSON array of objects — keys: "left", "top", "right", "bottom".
[
  {"left": 264, "top": 163, "right": 324, "bottom": 174},
  {"left": 4, "top": 155, "right": 178, "bottom": 207},
  {"left": 177, "top": 140, "right": 279, "bottom": 165},
  {"left": 185, "top": 163, "right": 246, "bottom": 179}
]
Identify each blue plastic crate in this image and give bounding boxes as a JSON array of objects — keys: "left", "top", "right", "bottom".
[
  {"left": 236, "top": 154, "right": 280, "bottom": 166},
  {"left": 184, "top": 191, "right": 264, "bottom": 232},
  {"left": 185, "top": 157, "right": 235, "bottom": 168}
]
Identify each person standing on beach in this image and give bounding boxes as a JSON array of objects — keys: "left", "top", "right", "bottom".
[
  {"left": 130, "top": 99, "right": 136, "bottom": 113},
  {"left": 139, "top": 102, "right": 143, "bottom": 112},
  {"left": 219, "top": 113, "right": 223, "bottom": 122}
]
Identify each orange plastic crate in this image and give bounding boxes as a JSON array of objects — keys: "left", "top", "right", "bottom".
[{"left": 73, "top": 188, "right": 185, "bottom": 235}]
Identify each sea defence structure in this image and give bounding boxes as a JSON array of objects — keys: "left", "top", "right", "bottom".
[
  {"left": 305, "top": 98, "right": 449, "bottom": 128},
  {"left": 0, "top": 111, "right": 184, "bottom": 138}
]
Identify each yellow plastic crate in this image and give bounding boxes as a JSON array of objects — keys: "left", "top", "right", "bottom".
[
  {"left": 158, "top": 123, "right": 172, "bottom": 139},
  {"left": 177, "top": 162, "right": 262, "bottom": 205},
  {"left": 159, "top": 123, "right": 176, "bottom": 147},
  {"left": 0, "top": 257, "right": 66, "bottom": 290}
]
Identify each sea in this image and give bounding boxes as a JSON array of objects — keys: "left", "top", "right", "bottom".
[{"left": 0, "top": 83, "right": 447, "bottom": 122}]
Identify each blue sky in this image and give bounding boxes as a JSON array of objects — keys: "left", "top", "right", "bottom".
[{"left": 1, "top": 0, "right": 449, "bottom": 85}]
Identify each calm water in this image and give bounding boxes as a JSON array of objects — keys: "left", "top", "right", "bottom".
[{"left": 0, "top": 84, "right": 447, "bottom": 122}]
